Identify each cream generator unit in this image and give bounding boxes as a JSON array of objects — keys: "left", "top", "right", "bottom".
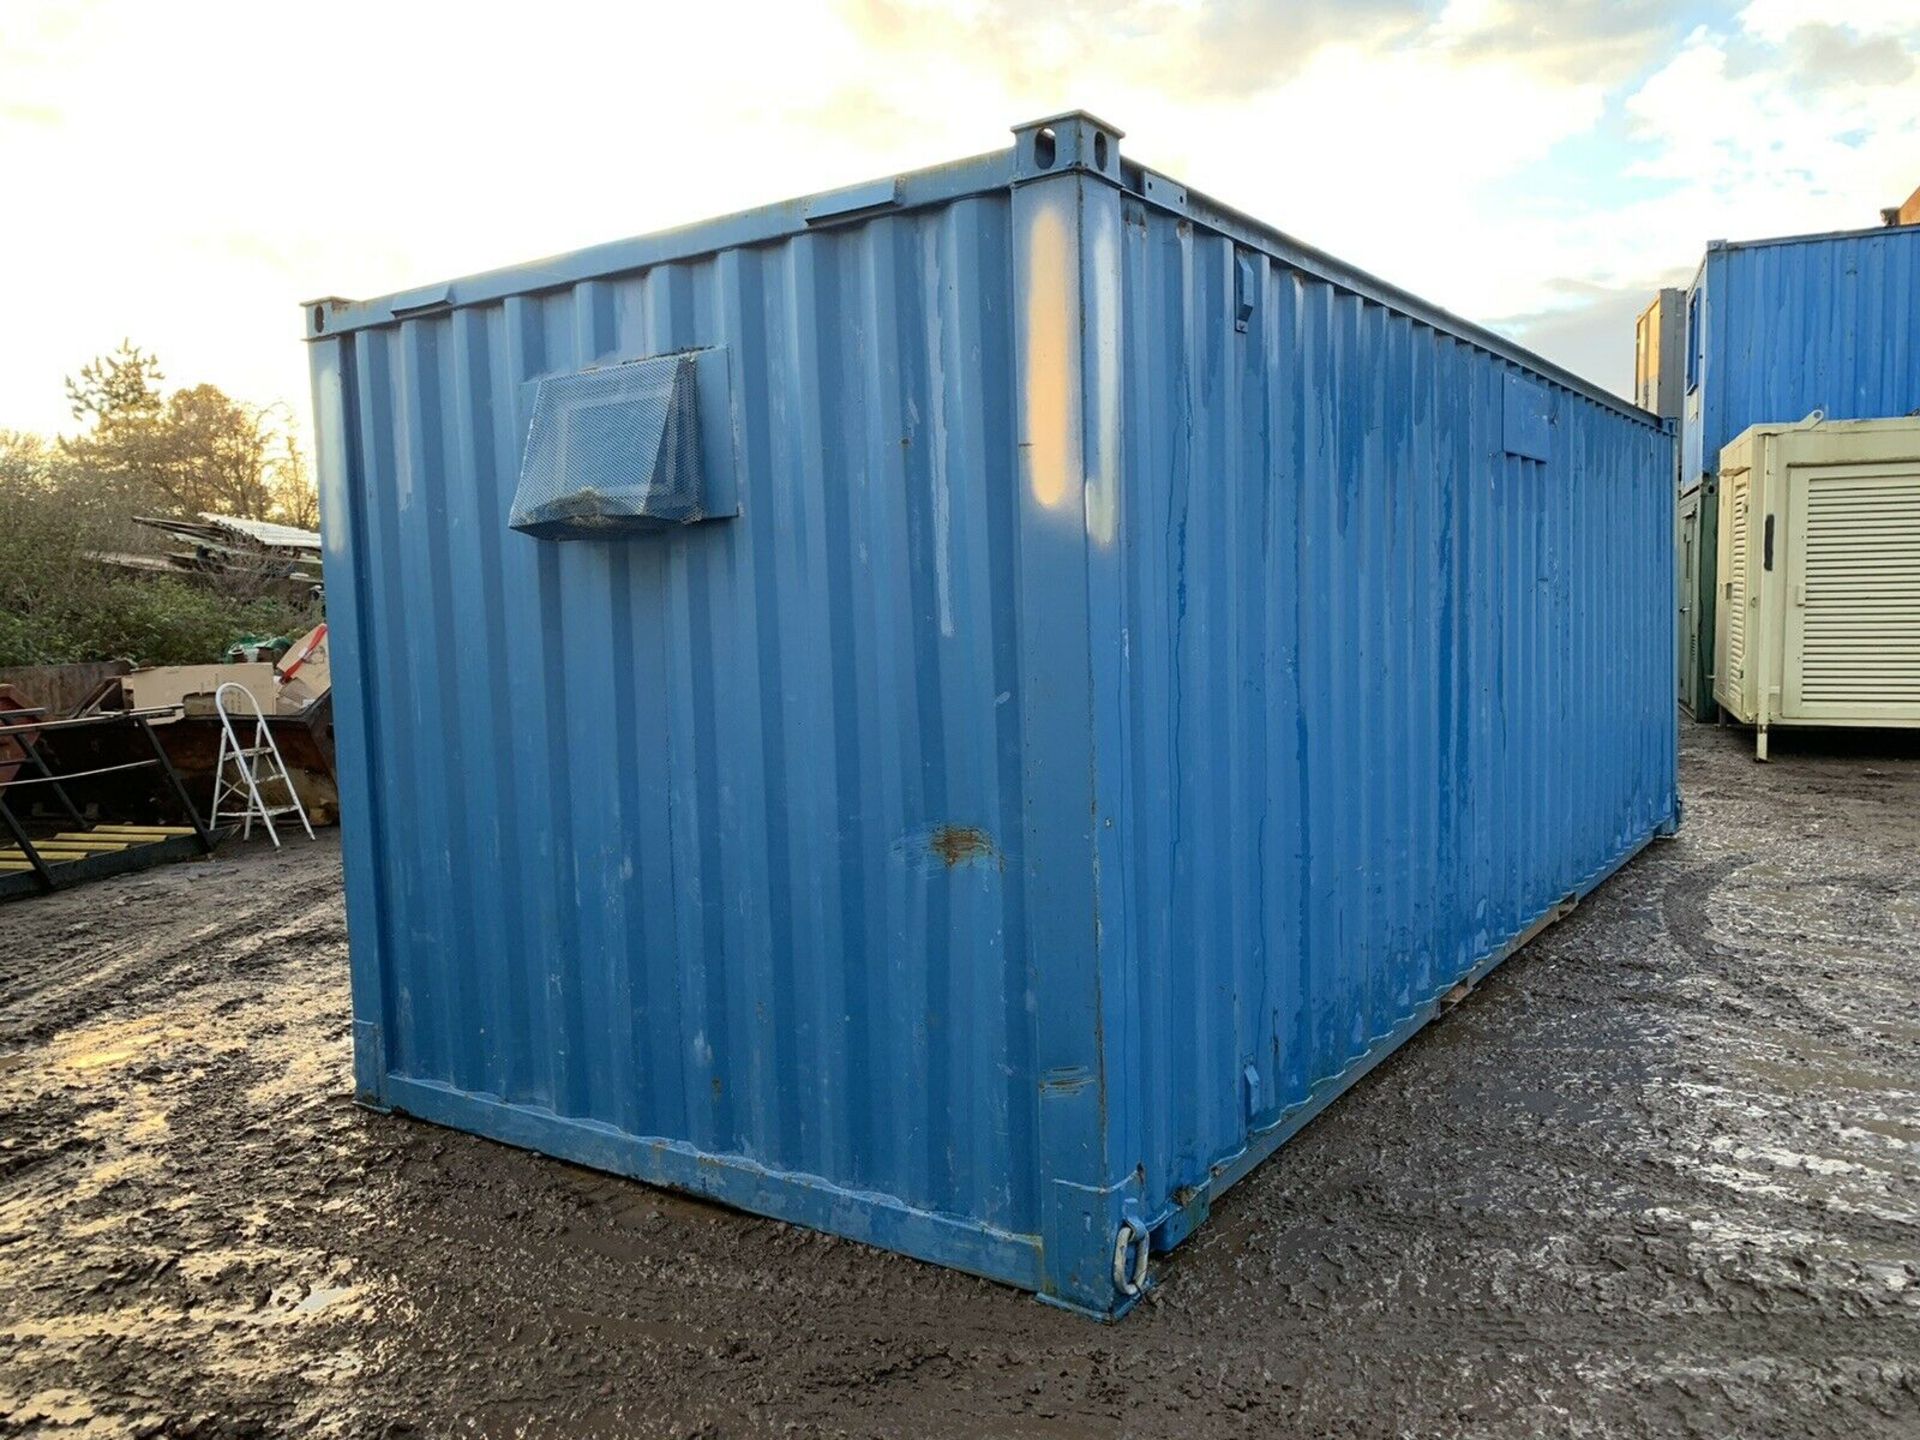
[{"left": 1714, "top": 416, "right": 1920, "bottom": 759}]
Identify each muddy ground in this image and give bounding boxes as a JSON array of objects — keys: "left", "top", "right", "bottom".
[{"left": 2, "top": 723, "right": 1917, "bottom": 1439}]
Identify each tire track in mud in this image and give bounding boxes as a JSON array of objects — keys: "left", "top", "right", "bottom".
[
  {"left": 0, "top": 846, "right": 342, "bottom": 1048},
  {"left": 1662, "top": 852, "right": 1757, "bottom": 967}
]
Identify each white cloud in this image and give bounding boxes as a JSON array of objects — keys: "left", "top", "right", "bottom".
[
  {"left": 1738, "top": 0, "right": 1920, "bottom": 44},
  {"left": 0, "top": 0, "right": 1914, "bottom": 434},
  {"left": 1490, "top": 6, "right": 1920, "bottom": 387},
  {"left": 0, "top": 0, "right": 1006, "bottom": 440},
  {"left": 1620, "top": 16, "right": 1919, "bottom": 237}
]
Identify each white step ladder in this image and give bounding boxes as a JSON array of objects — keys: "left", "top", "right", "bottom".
[{"left": 210, "top": 681, "right": 315, "bottom": 847}]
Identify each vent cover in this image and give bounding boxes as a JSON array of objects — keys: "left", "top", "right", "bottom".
[
  {"left": 511, "top": 351, "right": 729, "bottom": 540},
  {"left": 1725, "top": 481, "right": 1748, "bottom": 683},
  {"left": 1502, "top": 372, "right": 1552, "bottom": 461},
  {"left": 1798, "top": 473, "right": 1920, "bottom": 704}
]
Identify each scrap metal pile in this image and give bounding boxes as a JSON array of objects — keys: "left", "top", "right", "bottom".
[{"left": 91, "top": 511, "right": 323, "bottom": 603}]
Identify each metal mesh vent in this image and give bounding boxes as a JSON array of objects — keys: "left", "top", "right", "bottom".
[
  {"left": 510, "top": 354, "right": 705, "bottom": 539},
  {"left": 1799, "top": 472, "right": 1920, "bottom": 704},
  {"left": 1726, "top": 482, "right": 1747, "bottom": 682}
]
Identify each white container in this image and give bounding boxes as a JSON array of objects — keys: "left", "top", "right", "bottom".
[
  {"left": 1634, "top": 287, "right": 1685, "bottom": 425},
  {"left": 1713, "top": 417, "right": 1920, "bottom": 758}
]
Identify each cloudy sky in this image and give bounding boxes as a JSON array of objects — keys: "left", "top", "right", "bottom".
[{"left": 2, "top": 0, "right": 1916, "bottom": 442}]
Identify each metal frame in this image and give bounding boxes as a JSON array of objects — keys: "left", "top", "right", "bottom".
[{"left": 0, "top": 706, "right": 215, "bottom": 898}]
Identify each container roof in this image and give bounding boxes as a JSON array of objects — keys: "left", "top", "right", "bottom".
[
  {"left": 304, "top": 112, "right": 1658, "bottom": 428},
  {"left": 1730, "top": 414, "right": 1920, "bottom": 442},
  {"left": 1706, "top": 219, "right": 1920, "bottom": 254}
]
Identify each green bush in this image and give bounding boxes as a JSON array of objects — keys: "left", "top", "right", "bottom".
[
  {"left": 46, "top": 578, "right": 309, "bottom": 667},
  {"left": 0, "top": 454, "right": 313, "bottom": 668},
  {"left": 0, "top": 572, "right": 312, "bottom": 669}
]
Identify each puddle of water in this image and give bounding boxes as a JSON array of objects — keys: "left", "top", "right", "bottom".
[
  {"left": 1732, "top": 1051, "right": 1915, "bottom": 1099},
  {"left": 293, "top": 1284, "right": 361, "bottom": 1317},
  {"left": 65, "top": 1046, "right": 146, "bottom": 1072},
  {"left": 42, "top": 1012, "right": 247, "bottom": 1079},
  {"left": 1841, "top": 1116, "right": 1920, "bottom": 1148}
]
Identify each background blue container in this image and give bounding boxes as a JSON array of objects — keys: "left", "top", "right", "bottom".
[
  {"left": 1679, "top": 224, "right": 1920, "bottom": 715},
  {"left": 307, "top": 112, "right": 1678, "bottom": 1317}
]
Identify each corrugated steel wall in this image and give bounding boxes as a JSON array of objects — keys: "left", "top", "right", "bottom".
[
  {"left": 1098, "top": 203, "right": 1678, "bottom": 1220},
  {"left": 1679, "top": 225, "right": 1920, "bottom": 715},
  {"left": 1684, "top": 228, "right": 1920, "bottom": 488},
  {"left": 311, "top": 116, "right": 1677, "bottom": 1315},
  {"left": 315, "top": 195, "right": 1051, "bottom": 1263}
]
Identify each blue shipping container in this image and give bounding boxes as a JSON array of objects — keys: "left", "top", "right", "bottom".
[
  {"left": 1679, "top": 223, "right": 1920, "bottom": 716},
  {"left": 306, "top": 112, "right": 1679, "bottom": 1317}
]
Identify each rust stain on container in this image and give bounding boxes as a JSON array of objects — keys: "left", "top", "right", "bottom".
[{"left": 928, "top": 824, "right": 998, "bottom": 868}]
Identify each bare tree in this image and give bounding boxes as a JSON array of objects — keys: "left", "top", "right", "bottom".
[
  {"left": 270, "top": 431, "right": 321, "bottom": 530},
  {"left": 61, "top": 347, "right": 319, "bottom": 526},
  {"left": 65, "top": 340, "right": 164, "bottom": 424}
]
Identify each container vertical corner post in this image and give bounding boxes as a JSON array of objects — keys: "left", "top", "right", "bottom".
[
  {"left": 306, "top": 326, "right": 390, "bottom": 1109},
  {"left": 1009, "top": 110, "right": 1147, "bottom": 1317}
]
